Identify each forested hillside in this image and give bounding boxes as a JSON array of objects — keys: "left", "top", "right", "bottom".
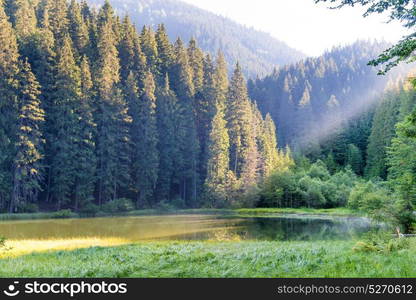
[
  {"left": 248, "top": 41, "right": 412, "bottom": 149},
  {"left": 85, "top": 0, "right": 305, "bottom": 78},
  {"left": 0, "top": 0, "right": 293, "bottom": 213}
]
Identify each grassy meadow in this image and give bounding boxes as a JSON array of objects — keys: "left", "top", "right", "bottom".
[{"left": 0, "top": 239, "right": 415, "bottom": 278}]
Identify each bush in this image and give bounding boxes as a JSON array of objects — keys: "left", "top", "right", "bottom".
[
  {"left": 353, "top": 231, "right": 410, "bottom": 253},
  {"left": 171, "top": 196, "right": 186, "bottom": 209},
  {"left": 18, "top": 203, "right": 39, "bottom": 213},
  {"left": 308, "top": 160, "right": 330, "bottom": 180},
  {"left": 77, "top": 203, "right": 98, "bottom": 217},
  {"left": 52, "top": 209, "right": 74, "bottom": 219},
  {"left": 101, "top": 198, "right": 135, "bottom": 213},
  {"left": 348, "top": 181, "right": 389, "bottom": 212},
  {"left": 155, "top": 200, "right": 175, "bottom": 212}
]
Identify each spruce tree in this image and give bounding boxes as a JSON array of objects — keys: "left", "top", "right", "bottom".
[
  {"left": 195, "top": 54, "right": 216, "bottom": 183},
  {"left": 5, "top": 0, "right": 37, "bottom": 38},
  {"left": 204, "top": 92, "right": 230, "bottom": 207},
  {"left": 155, "top": 24, "right": 173, "bottom": 83},
  {"left": 0, "top": 2, "right": 20, "bottom": 210},
  {"left": 73, "top": 56, "right": 97, "bottom": 209},
  {"left": 171, "top": 38, "right": 199, "bottom": 206},
  {"left": 118, "top": 15, "right": 147, "bottom": 85},
  {"left": 227, "top": 63, "right": 258, "bottom": 187},
  {"left": 67, "top": 0, "right": 89, "bottom": 57},
  {"left": 10, "top": 60, "right": 44, "bottom": 212},
  {"left": 140, "top": 26, "right": 159, "bottom": 77},
  {"left": 129, "top": 71, "right": 159, "bottom": 207},
  {"left": 48, "top": 36, "right": 82, "bottom": 208},
  {"left": 155, "top": 75, "right": 179, "bottom": 202},
  {"left": 258, "top": 113, "right": 280, "bottom": 178},
  {"left": 95, "top": 16, "right": 131, "bottom": 205},
  {"left": 188, "top": 38, "right": 204, "bottom": 94},
  {"left": 48, "top": 0, "right": 69, "bottom": 44}
]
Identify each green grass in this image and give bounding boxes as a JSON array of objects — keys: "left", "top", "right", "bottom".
[
  {"left": 235, "top": 207, "right": 360, "bottom": 217},
  {"left": 0, "top": 207, "right": 359, "bottom": 222},
  {"left": 0, "top": 239, "right": 414, "bottom": 277}
]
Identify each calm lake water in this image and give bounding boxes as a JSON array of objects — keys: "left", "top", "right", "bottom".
[{"left": 0, "top": 214, "right": 373, "bottom": 242}]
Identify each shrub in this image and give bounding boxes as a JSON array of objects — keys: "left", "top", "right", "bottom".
[
  {"left": 79, "top": 203, "right": 100, "bottom": 217},
  {"left": 348, "top": 181, "right": 389, "bottom": 212},
  {"left": 171, "top": 196, "right": 186, "bottom": 209},
  {"left": 308, "top": 160, "right": 330, "bottom": 180},
  {"left": 353, "top": 231, "right": 410, "bottom": 253},
  {"left": 18, "top": 203, "right": 39, "bottom": 213},
  {"left": 101, "top": 198, "right": 134, "bottom": 213},
  {"left": 156, "top": 200, "right": 175, "bottom": 212},
  {"left": 52, "top": 209, "right": 74, "bottom": 219}
]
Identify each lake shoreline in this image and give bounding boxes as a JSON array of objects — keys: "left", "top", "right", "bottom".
[{"left": 0, "top": 207, "right": 361, "bottom": 222}]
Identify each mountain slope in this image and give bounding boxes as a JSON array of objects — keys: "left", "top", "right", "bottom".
[
  {"left": 86, "top": 0, "right": 305, "bottom": 77},
  {"left": 248, "top": 41, "right": 413, "bottom": 149}
]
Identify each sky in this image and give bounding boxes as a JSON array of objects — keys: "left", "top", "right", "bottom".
[{"left": 181, "top": 0, "right": 409, "bottom": 57}]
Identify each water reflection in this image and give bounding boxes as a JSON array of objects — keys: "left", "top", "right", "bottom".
[{"left": 0, "top": 214, "right": 373, "bottom": 242}]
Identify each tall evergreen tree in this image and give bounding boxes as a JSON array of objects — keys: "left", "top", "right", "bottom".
[
  {"left": 140, "top": 26, "right": 159, "bottom": 77},
  {"left": 95, "top": 17, "right": 131, "bottom": 205},
  {"left": 118, "top": 15, "right": 147, "bottom": 85},
  {"left": 4, "top": 0, "right": 37, "bottom": 38},
  {"left": 47, "top": 36, "right": 83, "bottom": 208},
  {"left": 67, "top": 0, "right": 89, "bottom": 57},
  {"left": 155, "top": 24, "right": 173, "bottom": 83},
  {"left": 227, "top": 63, "right": 258, "bottom": 187},
  {"left": 48, "top": 0, "right": 69, "bottom": 44},
  {"left": 171, "top": 38, "right": 199, "bottom": 206},
  {"left": 204, "top": 91, "right": 230, "bottom": 207},
  {"left": 0, "top": 2, "right": 20, "bottom": 210},
  {"left": 10, "top": 60, "right": 44, "bottom": 212},
  {"left": 258, "top": 113, "right": 280, "bottom": 178},
  {"left": 128, "top": 71, "right": 159, "bottom": 207},
  {"left": 73, "top": 56, "right": 97, "bottom": 209},
  {"left": 155, "top": 75, "right": 179, "bottom": 202},
  {"left": 188, "top": 38, "right": 204, "bottom": 94}
]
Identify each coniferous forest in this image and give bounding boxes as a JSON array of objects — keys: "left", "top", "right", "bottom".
[
  {"left": 0, "top": 0, "right": 294, "bottom": 213},
  {"left": 2, "top": 0, "right": 416, "bottom": 280},
  {"left": 1, "top": 0, "right": 415, "bottom": 226}
]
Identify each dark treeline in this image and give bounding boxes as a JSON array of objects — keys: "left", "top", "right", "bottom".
[{"left": 0, "top": 0, "right": 293, "bottom": 213}]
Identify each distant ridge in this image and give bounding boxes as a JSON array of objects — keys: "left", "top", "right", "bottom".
[{"left": 86, "top": 0, "right": 305, "bottom": 77}]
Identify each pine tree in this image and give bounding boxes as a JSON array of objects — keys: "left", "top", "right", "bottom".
[
  {"left": 67, "top": 0, "right": 89, "bottom": 57},
  {"left": 155, "top": 24, "right": 173, "bottom": 83},
  {"left": 204, "top": 92, "right": 230, "bottom": 207},
  {"left": 95, "top": 17, "right": 131, "bottom": 205},
  {"left": 10, "top": 60, "right": 44, "bottom": 212},
  {"left": 258, "top": 113, "right": 280, "bottom": 178},
  {"left": 227, "top": 63, "right": 258, "bottom": 188},
  {"left": 140, "top": 26, "right": 159, "bottom": 77},
  {"left": 155, "top": 75, "right": 179, "bottom": 202},
  {"left": 171, "top": 38, "right": 199, "bottom": 206},
  {"left": 195, "top": 54, "right": 216, "bottom": 183},
  {"left": 48, "top": 0, "right": 69, "bottom": 44},
  {"left": 73, "top": 56, "right": 96, "bottom": 209},
  {"left": 5, "top": 0, "right": 37, "bottom": 38},
  {"left": 188, "top": 38, "right": 204, "bottom": 94},
  {"left": 129, "top": 71, "right": 159, "bottom": 207},
  {"left": 118, "top": 15, "right": 147, "bottom": 85},
  {"left": 0, "top": 2, "right": 20, "bottom": 210},
  {"left": 365, "top": 92, "right": 400, "bottom": 179},
  {"left": 47, "top": 36, "right": 83, "bottom": 208}
]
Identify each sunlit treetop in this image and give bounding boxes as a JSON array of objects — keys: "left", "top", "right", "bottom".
[{"left": 315, "top": 0, "right": 416, "bottom": 75}]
